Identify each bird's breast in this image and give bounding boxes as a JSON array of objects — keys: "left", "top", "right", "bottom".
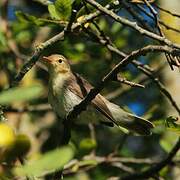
[{"left": 48, "top": 75, "right": 81, "bottom": 119}]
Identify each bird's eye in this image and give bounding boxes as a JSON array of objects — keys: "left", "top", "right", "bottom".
[{"left": 58, "top": 59, "right": 63, "bottom": 63}]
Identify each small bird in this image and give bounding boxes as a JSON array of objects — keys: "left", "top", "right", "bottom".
[{"left": 42, "top": 54, "right": 154, "bottom": 135}]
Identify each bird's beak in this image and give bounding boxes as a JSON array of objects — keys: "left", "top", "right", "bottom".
[{"left": 42, "top": 56, "right": 52, "bottom": 63}]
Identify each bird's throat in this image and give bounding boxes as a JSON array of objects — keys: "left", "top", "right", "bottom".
[{"left": 49, "top": 72, "right": 70, "bottom": 96}]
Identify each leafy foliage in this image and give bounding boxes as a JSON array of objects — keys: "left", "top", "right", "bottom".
[
  {"left": 16, "top": 11, "right": 46, "bottom": 26},
  {"left": 0, "top": 0, "right": 179, "bottom": 179},
  {"left": 55, "top": 0, "right": 72, "bottom": 20},
  {"left": 14, "top": 146, "right": 74, "bottom": 177},
  {"left": 48, "top": 0, "right": 72, "bottom": 20},
  {"left": 0, "top": 85, "right": 44, "bottom": 105},
  {"left": 48, "top": 4, "right": 61, "bottom": 20}
]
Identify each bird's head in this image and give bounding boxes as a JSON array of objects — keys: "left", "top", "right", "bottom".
[{"left": 42, "top": 54, "right": 71, "bottom": 74}]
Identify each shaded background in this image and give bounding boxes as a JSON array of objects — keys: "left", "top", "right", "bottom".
[{"left": 0, "top": 0, "right": 179, "bottom": 179}]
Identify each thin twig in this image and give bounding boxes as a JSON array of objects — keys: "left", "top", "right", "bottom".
[
  {"left": 83, "top": 27, "right": 180, "bottom": 115},
  {"left": 66, "top": 44, "right": 180, "bottom": 125},
  {"left": 116, "top": 76, "right": 145, "bottom": 88},
  {"left": 63, "top": 153, "right": 163, "bottom": 175},
  {"left": 85, "top": 0, "right": 180, "bottom": 49},
  {"left": 121, "top": 0, "right": 154, "bottom": 32},
  {"left": 134, "top": 65, "right": 180, "bottom": 115},
  {"left": 142, "top": 0, "right": 175, "bottom": 70},
  {"left": 136, "top": 4, "right": 180, "bottom": 34}
]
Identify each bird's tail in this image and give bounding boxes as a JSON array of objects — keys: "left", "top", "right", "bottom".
[
  {"left": 105, "top": 101, "right": 154, "bottom": 135},
  {"left": 121, "top": 114, "right": 154, "bottom": 135}
]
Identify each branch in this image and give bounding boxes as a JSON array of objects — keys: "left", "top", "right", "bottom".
[
  {"left": 85, "top": 0, "right": 180, "bottom": 49},
  {"left": 121, "top": 0, "right": 154, "bottom": 32},
  {"left": 116, "top": 76, "right": 145, "bottom": 88},
  {"left": 14, "top": 0, "right": 180, "bottom": 84},
  {"left": 63, "top": 155, "right": 160, "bottom": 175},
  {"left": 136, "top": 4, "right": 180, "bottom": 34},
  {"left": 131, "top": 0, "right": 155, "bottom": 4},
  {"left": 122, "top": 0, "right": 178, "bottom": 70},
  {"left": 105, "top": 79, "right": 144, "bottom": 100},
  {"left": 83, "top": 27, "right": 180, "bottom": 115},
  {"left": 121, "top": 137, "right": 180, "bottom": 180},
  {"left": 65, "top": 1, "right": 83, "bottom": 33},
  {"left": 142, "top": 0, "right": 177, "bottom": 70},
  {"left": 13, "top": 1, "right": 118, "bottom": 85},
  {"left": 133, "top": 63, "right": 180, "bottom": 115},
  {"left": 66, "top": 45, "right": 179, "bottom": 123}
]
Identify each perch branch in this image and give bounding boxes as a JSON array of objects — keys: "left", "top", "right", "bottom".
[{"left": 66, "top": 45, "right": 180, "bottom": 123}]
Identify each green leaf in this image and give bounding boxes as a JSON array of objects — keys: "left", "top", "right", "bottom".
[
  {"left": 160, "top": 135, "right": 179, "bottom": 153},
  {"left": 48, "top": 4, "right": 61, "bottom": 20},
  {"left": 160, "top": 139, "right": 172, "bottom": 152},
  {"left": 167, "top": 126, "right": 180, "bottom": 135},
  {"left": 111, "top": 22, "right": 121, "bottom": 34},
  {"left": 79, "top": 138, "right": 97, "bottom": 150},
  {"left": 14, "top": 146, "right": 74, "bottom": 177},
  {"left": 15, "top": 11, "right": 46, "bottom": 26},
  {"left": 15, "top": 11, "right": 28, "bottom": 23},
  {"left": 74, "top": 43, "right": 85, "bottom": 52},
  {"left": 55, "top": 0, "right": 72, "bottom": 20},
  {"left": 0, "top": 85, "right": 43, "bottom": 105},
  {"left": 0, "top": 31, "right": 7, "bottom": 47},
  {"left": 15, "top": 30, "right": 32, "bottom": 44},
  {"left": 159, "top": 166, "right": 169, "bottom": 178}
]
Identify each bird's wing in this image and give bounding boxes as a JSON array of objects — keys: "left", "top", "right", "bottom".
[{"left": 66, "top": 73, "right": 116, "bottom": 125}]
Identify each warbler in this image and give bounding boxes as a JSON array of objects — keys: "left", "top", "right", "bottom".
[{"left": 42, "top": 54, "right": 154, "bottom": 135}]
